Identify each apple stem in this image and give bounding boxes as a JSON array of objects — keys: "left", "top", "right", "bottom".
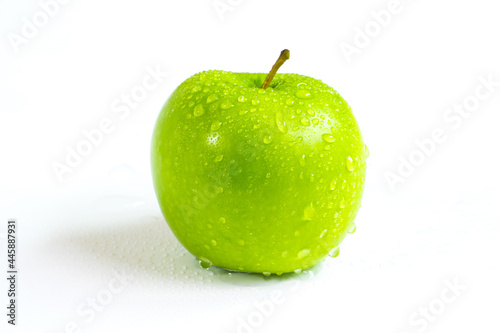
[{"left": 261, "top": 49, "right": 290, "bottom": 89}]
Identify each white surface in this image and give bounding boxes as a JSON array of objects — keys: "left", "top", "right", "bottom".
[{"left": 1, "top": 0, "right": 500, "bottom": 332}]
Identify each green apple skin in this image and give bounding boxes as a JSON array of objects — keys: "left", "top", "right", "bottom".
[{"left": 151, "top": 70, "right": 367, "bottom": 274}]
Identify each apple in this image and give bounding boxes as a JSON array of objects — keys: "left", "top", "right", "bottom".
[{"left": 151, "top": 50, "right": 368, "bottom": 274}]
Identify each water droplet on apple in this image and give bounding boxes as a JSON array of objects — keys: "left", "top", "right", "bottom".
[
  {"left": 199, "top": 257, "right": 212, "bottom": 269},
  {"left": 219, "top": 217, "right": 226, "bottom": 224},
  {"left": 286, "top": 98, "right": 294, "bottom": 105},
  {"left": 330, "top": 180, "right": 336, "bottom": 190},
  {"left": 266, "top": 173, "right": 271, "bottom": 179},
  {"left": 210, "top": 120, "right": 222, "bottom": 131},
  {"left": 363, "top": 144, "right": 370, "bottom": 158},
  {"left": 312, "top": 118, "right": 319, "bottom": 125},
  {"left": 206, "top": 94, "right": 218, "bottom": 104},
  {"left": 347, "top": 223, "right": 356, "bottom": 234},
  {"left": 238, "top": 95, "right": 246, "bottom": 102},
  {"left": 303, "top": 203, "right": 315, "bottom": 220},
  {"left": 191, "top": 85, "right": 202, "bottom": 93},
  {"left": 320, "top": 229, "right": 327, "bottom": 238},
  {"left": 298, "top": 249, "right": 311, "bottom": 259},
  {"left": 346, "top": 156, "right": 354, "bottom": 171},
  {"left": 275, "top": 111, "right": 287, "bottom": 133},
  {"left": 322, "top": 134, "right": 335, "bottom": 143},
  {"left": 263, "top": 135, "right": 272, "bottom": 144},
  {"left": 262, "top": 272, "right": 271, "bottom": 277},
  {"left": 300, "top": 118, "right": 311, "bottom": 126},
  {"left": 251, "top": 99, "right": 259, "bottom": 105},
  {"left": 307, "top": 109, "right": 315, "bottom": 116},
  {"left": 215, "top": 155, "right": 224, "bottom": 162},
  {"left": 294, "top": 268, "right": 302, "bottom": 274},
  {"left": 329, "top": 247, "right": 340, "bottom": 258},
  {"left": 194, "top": 104, "right": 205, "bottom": 117},
  {"left": 299, "top": 154, "right": 306, "bottom": 166},
  {"left": 211, "top": 239, "right": 217, "bottom": 246},
  {"left": 221, "top": 100, "right": 233, "bottom": 109},
  {"left": 295, "top": 89, "right": 312, "bottom": 99},
  {"left": 339, "top": 198, "right": 346, "bottom": 208}
]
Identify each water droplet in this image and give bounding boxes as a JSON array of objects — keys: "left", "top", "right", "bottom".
[
  {"left": 322, "top": 134, "right": 335, "bottom": 143},
  {"left": 221, "top": 100, "right": 233, "bottom": 109},
  {"left": 330, "top": 180, "right": 336, "bottom": 190},
  {"left": 339, "top": 198, "right": 346, "bottom": 208},
  {"left": 300, "top": 154, "right": 306, "bottom": 166},
  {"left": 266, "top": 173, "right": 271, "bottom": 179},
  {"left": 263, "top": 135, "right": 272, "bottom": 144},
  {"left": 348, "top": 223, "right": 356, "bottom": 234},
  {"left": 263, "top": 272, "right": 271, "bottom": 277},
  {"left": 342, "top": 179, "right": 347, "bottom": 189},
  {"left": 210, "top": 120, "right": 222, "bottom": 131},
  {"left": 194, "top": 104, "right": 205, "bottom": 117},
  {"left": 238, "top": 95, "right": 246, "bottom": 102},
  {"left": 211, "top": 239, "right": 217, "bottom": 246},
  {"left": 275, "top": 110, "right": 287, "bottom": 133},
  {"left": 298, "top": 249, "right": 311, "bottom": 259},
  {"left": 300, "top": 118, "right": 311, "bottom": 126},
  {"left": 320, "top": 229, "right": 327, "bottom": 238},
  {"left": 329, "top": 247, "right": 340, "bottom": 258},
  {"left": 207, "top": 94, "right": 218, "bottom": 104},
  {"left": 346, "top": 156, "right": 354, "bottom": 171},
  {"left": 219, "top": 217, "right": 226, "bottom": 224},
  {"left": 303, "top": 203, "right": 315, "bottom": 220},
  {"left": 191, "top": 85, "right": 202, "bottom": 93},
  {"left": 215, "top": 155, "right": 224, "bottom": 162},
  {"left": 286, "top": 98, "right": 294, "bottom": 105},
  {"left": 296, "top": 90, "right": 312, "bottom": 99},
  {"left": 294, "top": 268, "right": 302, "bottom": 274},
  {"left": 199, "top": 257, "right": 212, "bottom": 269},
  {"left": 312, "top": 118, "right": 319, "bottom": 125},
  {"left": 364, "top": 144, "right": 370, "bottom": 158},
  {"left": 307, "top": 109, "right": 315, "bottom": 116},
  {"left": 251, "top": 99, "right": 259, "bottom": 105}
]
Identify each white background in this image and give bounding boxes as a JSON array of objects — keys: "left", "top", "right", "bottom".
[{"left": 1, "top": 0, "right": 499, "bottom": 332}]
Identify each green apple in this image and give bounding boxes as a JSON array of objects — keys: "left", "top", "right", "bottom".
[{"left": 151, "top": 50, "right": 367, "bottom": 274}]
